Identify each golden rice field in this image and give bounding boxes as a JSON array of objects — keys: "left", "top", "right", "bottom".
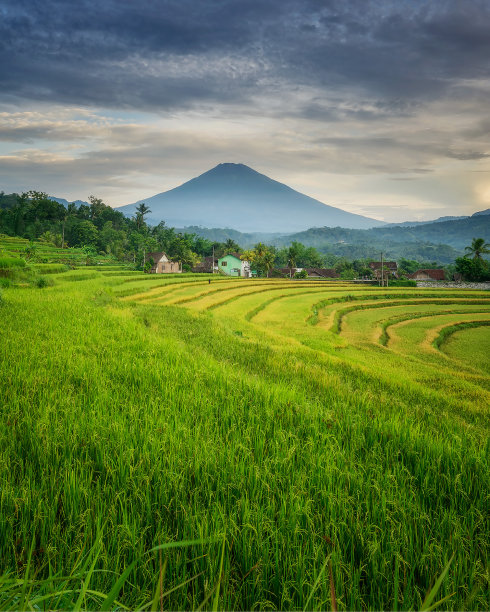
[{"left": 0, "top": 269, "right": 489, "bottom": 610}]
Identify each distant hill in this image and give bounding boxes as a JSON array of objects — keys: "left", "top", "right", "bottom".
[
  {"left": 182, "top": 213, "right": 489, "bottom": 264},
  {"left": 50, "top": 197, "right": 89, "bottom": 208},
  {"left": 385, "top": 215, "right": 469, "bottom": 227},
  {"left": 279, "top": 214, "right": 490, "bottom": 249},
  {"left": 116, "top": 163, "right": 386, "bottom": 232},
  {"left": 385, "top": 208, "right": 490, "bottom": 227}
]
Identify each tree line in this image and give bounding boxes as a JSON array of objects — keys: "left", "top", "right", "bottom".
[{"left": 0, "top": 191, "right": 488, "bottom": 280}]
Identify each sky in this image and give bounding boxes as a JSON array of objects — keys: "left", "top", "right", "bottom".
[{"left": 0, "top": 0, "right": 489, "bottom": 222}]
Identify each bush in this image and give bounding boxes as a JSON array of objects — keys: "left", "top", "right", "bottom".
[
  {"left": 294, "top": 269, "right": 309, "bottom": 279},
  {"left": 0, "top": 277, "right": 11, "bottom": 288},
  {"left": 35, "top": 276, "right": 53, "bottom": 288},
  {"left": 388, "top": 279, "right": 417, "bottom": 287}
]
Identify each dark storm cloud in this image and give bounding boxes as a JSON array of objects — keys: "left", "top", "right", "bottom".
[{"left": 1, "top": 0, "right": 490, "bottom": 112}]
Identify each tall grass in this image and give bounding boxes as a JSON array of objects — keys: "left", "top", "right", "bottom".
[{"left": 0, "top": 275, "right": 488, "bottom": 610}]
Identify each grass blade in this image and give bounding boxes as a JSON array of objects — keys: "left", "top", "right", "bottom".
[
  {"left": 99, "top": 559, "right": 139, "bottom": 611},
  {"left": 212, "top": 535, "right": 226, "bottom": 612},
  {"left": 420, "top": 554, "right": 455, "bottom": 612},
  {"left": 329, "top": 561, "right": 338, "bottom": 612},
  {"left": 303, "top": 556, "right": 329, "bottom": 612}
]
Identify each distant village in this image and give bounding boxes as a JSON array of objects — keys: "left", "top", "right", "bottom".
[{"left": 146, "top": 251, "right": 448, "bottom": 283}]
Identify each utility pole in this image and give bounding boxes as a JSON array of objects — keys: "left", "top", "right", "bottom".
[
  {"left": 61, "top": 215, "right": 66, "bottom": 249},
  {"left": 212, "top": 245, "right": 215, "bottom": 274},
  {"left": 380, "top": 251, "right": 384, "bottom": 287}
]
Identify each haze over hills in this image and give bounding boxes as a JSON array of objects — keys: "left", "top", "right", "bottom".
[
  {"left": 180, "top": 214, "right": 490, "bottom": 264},
  {"left": 116, "top": 163, "right": 387, "bottom": 232}
]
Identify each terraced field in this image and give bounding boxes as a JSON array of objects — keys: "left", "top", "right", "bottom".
[
  {"left": 121, "top": 277, "right": 490, "bottom": 408},
  {"left": 1, "top": 270, "right": 489, "bottom": 610},
  {"left": 0, "top": 234, "right": 116, "bottom": 265}
]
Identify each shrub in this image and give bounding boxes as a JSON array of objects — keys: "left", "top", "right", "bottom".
[
  {"left": 35, "top": 276, "right": 52, "bottom": 288},
  {"left": 389, "top": 279, "right": 417, "bottom": 287},
  {"left": 294, "top": 269, "right": 309, "bottom": 279}
]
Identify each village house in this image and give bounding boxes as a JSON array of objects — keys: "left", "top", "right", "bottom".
[
  {"left": 218, "top": 253, "right": 251, "bottom": 277},
  {"left": 192, "top": 255, "right": 219, "bottom": 273},
  {"left": 408, "top": 269, "right": 445, "bottom": 281},
  {"left": 304, "top": 268, "right": 340, "bottom": 279},
  {"left": 146, "top": 252, "right": 182, "bottom": 274},
  {"left": 368, "top": 261, "right": 398, "bottom": 280}
]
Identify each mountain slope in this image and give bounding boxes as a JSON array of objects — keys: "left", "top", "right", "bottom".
[
  {"left": 116, "top": 163, "right": 386, "bottom": 232},
  {"left": 276, "top": 214, "right": 490, "bottom": 250}
]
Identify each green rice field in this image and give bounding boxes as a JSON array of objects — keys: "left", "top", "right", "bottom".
[{"left": 0, "top": 269, "right": 489, "bottom": 610}]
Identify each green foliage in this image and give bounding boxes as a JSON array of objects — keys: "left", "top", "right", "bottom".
[
  {"left": 294, "top": 269, "right": 308, "bottom": 279},
  {"left": 464, "top": 237, "right": 490, "bottom": 260},
  {"left": 35, "top": 276, "right": 51, "bottom": 288},
  {"left": 388, "top": 279, "right": 417, "bottom": 287},
  {"left": 455, "top": 256, "right": 490, "bottom": 281}
]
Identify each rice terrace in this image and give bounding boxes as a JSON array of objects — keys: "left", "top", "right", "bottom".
[{"left": 1, "top": 256, "right": 489, "bottom": 610}]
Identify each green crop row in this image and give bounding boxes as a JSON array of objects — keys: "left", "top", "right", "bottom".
[{"left": 0, "top": 276, "right": 488, "bottom": 610}]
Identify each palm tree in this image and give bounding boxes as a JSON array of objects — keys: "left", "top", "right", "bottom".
[
  {"left": 135, "top": 203, "right": 151, "bottom": 230},
  {"left": 262, "top": 249, "right": 275, "bottom": 278},
  {"left": 287, "top": 242, "right": 300, "bottom": 278},
  {"left": 224, "top": 238, "right": 240, "bottom": 254},
  {"left": 465, "top": 237, "right": 490, "bottom": 260}
]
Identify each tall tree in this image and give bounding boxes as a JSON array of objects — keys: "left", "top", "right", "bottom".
[
  {"left": 135, "top": 203, "right": 152, "bottom": 230},
  {"left": 465, "top": 237, "right": 490, "bottom": 260},
  {"left": 224, "top": 238, "right": 240, "bottom": 254},
  {"left": 287, "top": 242, "right": 301, "bottom": 278}
]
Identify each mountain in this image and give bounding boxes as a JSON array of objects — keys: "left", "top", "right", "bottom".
[
  {"left": 116, "top": 163, "right": 386, "bottom": 232},
  {"left": 385, "top": 208, "right": 490, "bottom": 227}
]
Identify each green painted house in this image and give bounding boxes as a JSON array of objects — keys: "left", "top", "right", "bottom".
[{"left": 218, "top": 253, "right": 251, "bottom": 277}]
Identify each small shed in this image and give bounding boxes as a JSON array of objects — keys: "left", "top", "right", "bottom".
[
  {"left": 408, "top": 269, "right": 445, "bottom": 281},
  {"left": 146, "top": 252, "right": 182, "bottom": 274}
]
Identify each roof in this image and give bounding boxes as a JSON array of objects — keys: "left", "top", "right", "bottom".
[
  {"left": 369, "top": 261, "right": 397, "bottom": 269},
  {"left": 408, "top": 269, "right": 445, "bottom": 280},
  {"left": 305, "top": 268, "right": 340, "bottom": 278},
  {"left": 147, "top": 252, "right": 168, "bottom": 262},
  {"left": 219, "top": 252, "right": 243, "bottom": 261}
]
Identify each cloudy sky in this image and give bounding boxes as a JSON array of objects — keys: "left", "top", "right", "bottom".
[{"left": 0, "top": 0, "right": 489, "bottom": 222}]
